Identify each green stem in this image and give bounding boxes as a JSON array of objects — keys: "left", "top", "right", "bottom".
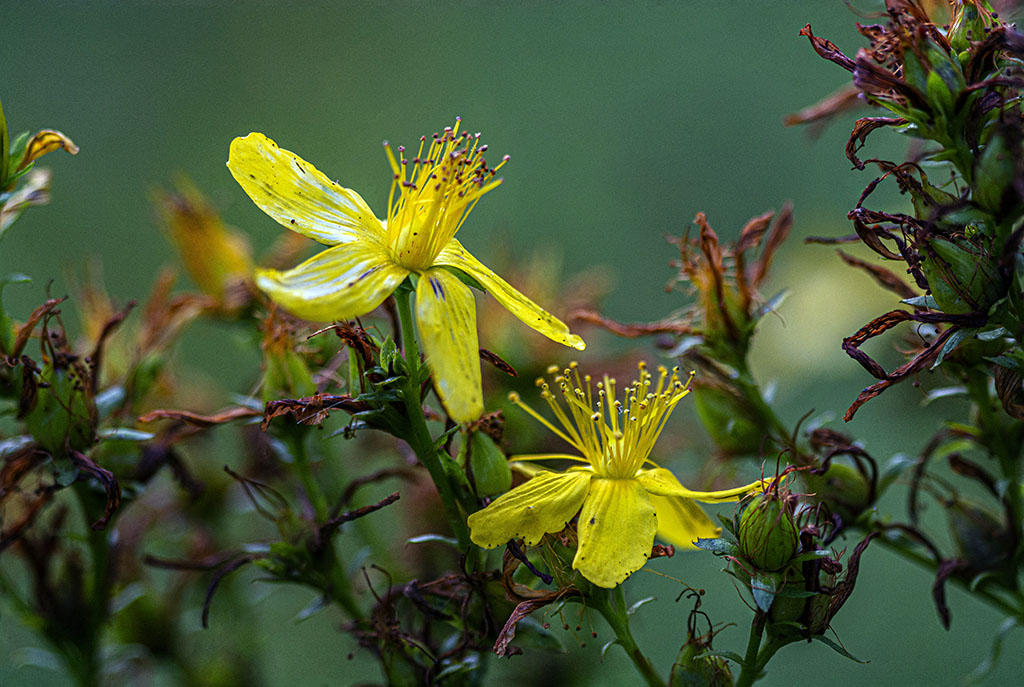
[
  {"left": 393, "top": 286, "right": 471, "bottom": 550},
  {"left": 289, "top": 430, "right": 329, "bottom": 521},
  {"left": 595, "top": 587, "right": 665, "bottom": 687},
  {"left": 734, "top": 611, "right": 766, "bottom": 687}
]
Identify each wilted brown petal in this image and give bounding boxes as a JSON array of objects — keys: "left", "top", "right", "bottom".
[
  {"left": 69, "top": 450, "right": 121, "bottom": 530},
  {"left": 993, "top": 363, "right": 1024, "bottom": 419},
  {"left": 784, "top": 83, "right": 863, "bottom": 132},
  {"left": 479, "top": 348, "right": 518, "bottom": 377},
  {"left": 753, "top": 203, "right": 793, "bottom": 289},
  {"left": 836, "top": 249, "right": 917, "bottom": 298},
  {"left": 139, "top": 406, "right": 262, "bottom": 427},
  {"left": 494, "top": 589, "right": 581, "bottom": 658},
  {"left": 843, "top": 321, "right": 961, "bottom": 421},
  {"left": 846, "top": 117, "right": 907, "bottom": 170},
  {"left": 799, "top": 24, "right": 856, "bottom": 72},
  {"left": 262, "top": 394, "right": 369, "bottom": 430},
  {"left": 569, "top": 309, "right": 690, "bottom": 338}
]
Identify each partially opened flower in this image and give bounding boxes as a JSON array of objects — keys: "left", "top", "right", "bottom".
[
  {"left": 467, "top": 362, "right": 763, "bottom": 588},
  {"left": 227, "top": 120, "right": 584, "bottom": 422}
]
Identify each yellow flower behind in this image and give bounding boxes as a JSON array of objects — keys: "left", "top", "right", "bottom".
[
  {"left": 227, "top": 120, "right": 584, "bottom": 421},
  {"left": 467, "top": 362, "right": 763, "bottom": 588}
]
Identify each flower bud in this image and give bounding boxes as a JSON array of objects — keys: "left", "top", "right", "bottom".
[
  {"left": 670, "top": 636, "right": 734, "bottom": 687},
  {"left": 803, "top": 462, "right": 873, "bottom": 524},
  {"left": 947, "top": 1, "right": 1000, "bottom": 55},
  {"left": 692, "top": 384, "right": 769, "bottom": 456},
  {"left": 737, "top": 491, "right": 799, "bottom": 572}
]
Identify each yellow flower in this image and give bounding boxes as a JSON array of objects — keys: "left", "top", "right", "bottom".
[
  {"left": 467, "top": 362, "right": 762, "bottom": 588},
  {"left": 227, "top": 120, "right": 584, "bottom": 422}
]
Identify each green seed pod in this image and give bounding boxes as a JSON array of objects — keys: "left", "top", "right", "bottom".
[
  {"left": 948, "top": 499, "right": 1013, "bottom": 572},
  {"left": 469, "top": 430, "right": 512, "bottom": 497},
  {"left": 803, "top": 462, "right": 872, "bottom": 524},
  {"left": 22, "top": 361, "right": 97, "bottom": 458},
  {"left": 692, "top": 385, "right": 767, "bottom": 456},
  {"left": 974, "top": 126, "right": 1021, "bottom": 215},
  {"left": 920, "top": 236, "right": 1005, "bottom": 314},
  {"left": 738, "top": 492, "right": 799, "bottom": 572}
]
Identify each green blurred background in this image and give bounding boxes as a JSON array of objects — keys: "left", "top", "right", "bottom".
[{"left": 2, "top": 1, "right": 1020, "bottom": 685}]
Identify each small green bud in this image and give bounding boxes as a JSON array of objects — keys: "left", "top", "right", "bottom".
[
  {"left": 920, "top": 236, "right": 1005, "bottom": 314},
  {"left": 738, "top": 491, "right": 799, "bottom": 571},
  {"left": 670, "top": 637, "right": 734, "bottom": 687},
  {"left": 262, "top": 348, "right": 317, "bottom": 404}
]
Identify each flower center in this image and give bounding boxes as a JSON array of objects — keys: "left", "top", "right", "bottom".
[
  {"left": 383, "top": 119, "right": 507, "bottom": 272},
  {"left": 510, "top": 362, "right": 693, "bottom": 480}
]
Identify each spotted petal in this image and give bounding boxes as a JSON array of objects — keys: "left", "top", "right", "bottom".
[
  {"left": 228, "top": 133, "right": 384, "bottom": 246},
  {"left": 255, "top": 242, "right": 407, "bottom": 322},
  {"left": 636, "top": 467, "right": 763, "bottom": 503},
  {"left": 468, "top": 469, "right": 593, "bottom": 548},
  {"left": 416, "top": 267, "right": 483, "bottom": 422},
  {"left": 435, "top": 239, "right": 585, "bottom": 350},
  {"left": 650, "top": 494, "right": 720, "bottom": 549},
  {"left": 574, "top": 477, "right": 658, "bottom": 588}
]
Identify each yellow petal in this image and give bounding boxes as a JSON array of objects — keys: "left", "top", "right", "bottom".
[
  {"left": 468, "top": 470, "right": 593, "bottom": 548},
  {"left": 636, "top": 467, "right": 764, "bottom": 503},
  {"left": 415, "top": 267, "right": 483, "bottom": 422},
  {"left": 650, "top": 494, "right": 721, "bottom": 550},
  {"left": 228, "top": 133, "right": 384, "bottom": 246},
  {"left": 255, "top": 242, "right": 407, "bottom": 322},
  {"left": 574, "top": 477, "right": 658, "bottom": 588},
  {"left": 18, "top": 130, "right": 78, "bottom": 171},
  {"left": 435, "top": 239, "right": 585, "bottom": 350}
]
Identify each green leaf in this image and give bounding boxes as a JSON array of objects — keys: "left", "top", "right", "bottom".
[
  {"left": 98, "top": 427, "right": 155, "bottom": 442},
  {"left": 695, "top": 537, "right": 740, "bottom": 556},
  {"left": 931, "top": 327, "right": 975, "bottom": 369},
  {"left": 627, "top": 596, "right": 656, "bottom": 617},
  {"left": 94, "top": 385, "right": 126, "bottom": 419},
  {"left": 750, "top": 571, "right": 779, "bottom": 613},
  {"left": 810, "top": 634, "right": 868, "bottom": 663},
  {"left": 600, "top": 638, "right": 622, "bottom": 659},
  {"left": 0, "top": 272, "right": 30, "bottom": 354},
  {"left": 5, "top": 132, "right": 29, "bottom": 185},
  {"left": 0, "top": 96, "right": 8, "bottom": 189},
  {"left": 977, "top": 327, "right": 1008, "bottom": 341},
  {"left": 694, "top": 650, "right": 748, "bottom": 668},
  {"left": 469, "top": 430, "right": 512, "bottom": 496},
  {"left": 294, "top": 594, "right": 329, "bottom": 623},
  {"left": 407, "top": 533, "right": 459, "bottom": 548},
  {"left": 901, "top": 294, "right": 938, "bottom": 308},
  {"left": 716, "top": 512, "right": 738, "bottom": 536}
]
